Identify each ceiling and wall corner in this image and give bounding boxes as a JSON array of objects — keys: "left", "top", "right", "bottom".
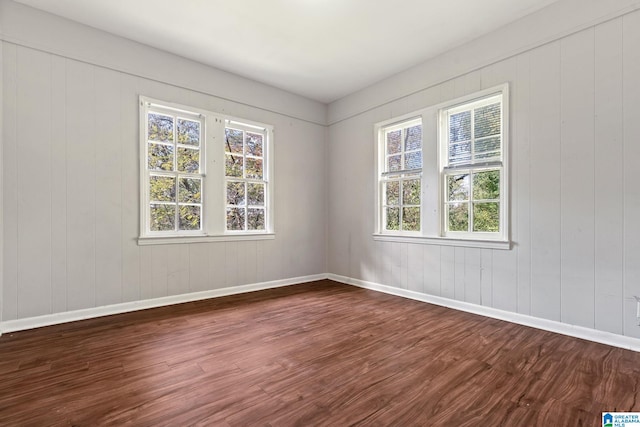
[
  {"left": 327, "top": 0, "right": 640, "bottom": 124},
  {"left": 11, "top": 0, "right": 561, "bottom": 104},
  {"left": 0, "top": 0, "right": 327, "bottom": 126}
]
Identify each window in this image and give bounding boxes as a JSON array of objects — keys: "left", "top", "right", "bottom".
[
  {"left": 379, "top": 118, "right": 422, "bottom": 233},
  {"left": 224, "top": 122, "right": 268, "bottom": 232},
  {"left": 440, "top": 92, "right": 506, "bottom": 240},
  {"left": 144, "top": 105, "right": 205, "bottom": 233},
  {"left": 375, "top": 84, "right": 509, "bottom": 249},
  {"left": 139, "top": 97, "right": 273, "bottom": 244}
]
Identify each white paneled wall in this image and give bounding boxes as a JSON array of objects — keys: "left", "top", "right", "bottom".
[
  {"left": 2, "top": 0, "right": 640, "bottom": 346},
  {"left": 622, "top": 11, "right": 640, "bottom": 337},
  {"left": 594, "top": 19, "right": 624, "bottom": 335},
  {"left": 328, "top": 12, "right": 640, "bottom": 339},
  {"left": 1, "top": 42, "right": 327, "bottom": 321}
]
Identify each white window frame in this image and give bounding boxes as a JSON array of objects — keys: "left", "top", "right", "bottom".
[
  {"left": 377, "top": 117, "right": 423, "bottom": 235},
  {"left": 141, "top": 102, "right": 206, "bottom": 237},
  {"left": 138, "top": 96, "right": 274, "bottom": 245},
  {"left": 224, "top": 120, "right": 270, "bottom": 234},
  {"left": 439, "top": 89, "right": 508, "bottom": 241},
  {"left": 374, "top": 84, "right": 510, "bottom": 250}
]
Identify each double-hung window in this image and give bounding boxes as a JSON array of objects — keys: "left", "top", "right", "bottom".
[
  {"left": 379, "top": 118, "right": 422, "bottom": 233},
  {"left": 375, "top": 84, "right": 509, "bottom": 248},
  {"left": 139, "top": 97, "right": 273, "bottom": 244},
  {"left": 144, "top": 104, "right": 205, "bottom": 234},
  {"left": 440, "top": 92, "right": 506, "bottom": 239},
  {"left": 224, "top": 122, "right": 268, "bottom": 232}
]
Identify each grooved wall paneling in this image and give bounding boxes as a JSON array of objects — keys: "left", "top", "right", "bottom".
[
  {"left": 1, "top": 44, "right": 327, "bottom": 321},
  {"left": 622, "top": 11, "right": 640, "bottom": 338},
  {"left": 328, "top": 13, "right": 640, "bottom": 339}
]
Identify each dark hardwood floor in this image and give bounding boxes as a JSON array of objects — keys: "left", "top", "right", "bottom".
[{"left": 0, "top": 280, "right": 638, "bottom": 426}]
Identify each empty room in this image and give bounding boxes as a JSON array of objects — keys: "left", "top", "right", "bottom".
[{"left": 1, "top": 0, "right": 640, "bottom": 425}]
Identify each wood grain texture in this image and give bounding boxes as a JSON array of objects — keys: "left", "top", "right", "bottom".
[{"left": 1, "top": 280, "right": 638, "bottom": 426}]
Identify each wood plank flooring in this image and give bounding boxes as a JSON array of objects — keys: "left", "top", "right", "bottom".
[{"left": 1, "top": 279, "right": 638, "bottom": 426}]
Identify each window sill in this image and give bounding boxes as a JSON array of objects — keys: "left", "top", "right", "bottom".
[
  {"left": 372, "top": 233, "right": 511, "bottom": 250},
  {"left": 138, "top": 233, "right": 275, "bottom": 246}
]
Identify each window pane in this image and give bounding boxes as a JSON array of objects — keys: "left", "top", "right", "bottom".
[
  {"left": 404, "top": 152, "right": 422, "bottom": 170},
  {"left": 385, "top": 181, "right": 399, "bottom": 205},
  {"left": 225, "top": 128, "right": 243, "bottom": 154},
  {"left": 179, "top": 177, "right": 201, "bottom": 203},
  {"left": 248, "top": 208, "right": 265, "bottom": 230},
  {"left": 177, "top": 147, "right": 199, "bottom": 173},
  {"left": 475, "top": 136, "right": 501, "bottom": 160},
  {"left": 474, "top": 103, "right": 501, "bottom": 138},
  {"left": 402, "top": 207, "right": 420, "bottom": 231},
  {"left": 148, "top": 113, "right": 174, "bottom": 142},
  {"left": 476, "top": 150, "right": 501, "bottom": 161},
  {"left": 245, "top": 158, "right": 263, "bottom": 179},
  {"left": 402, "top": 179, "right": 420, "bottom": 205},
  {"left": 176, "top": 119, "right": 200, "bottom": 146},
  {"left": 150, "top": 204, "right": 175, "bottom": 231},
  {"left": 226, "top": 207, "right": 245, "bottom": 230},
  {"left": 473, "top": 202, "right": 499, "bottom": 232},
  {"left": 148, "top": 143, "right": 174, "bottom": 171},
  {"left": 448, "top": 203, "right": 468, "bottom": 231},
  {"left": 449, "top": 111, "right": 471, "bottom": 142},
  {"left": 388, "top": 155, "right": 401, "bottom": 172},
  {"left": 448, "top": 174, "right": 469, "bottom": 201},
  {"left": 473, "top": 170, "right": 500, "bottom": 200},
  {"left": 386, "top": 207, "right": 400, "bottom": 231},
  {"left": 405, "top": 125, "right": 422, "bottom": 151},
  {"left": 247, "top": 183, "right": 265, "bottom": 206},
  {"left": 246, "top": 132, "right": 263, "bottom": 157},
  {"left": 227, "top": 181, "right": 245, "bottom": 206},
  {"left": 150, "top": 176, "right": 175, "bottom": 202},
  {"left": 225, "top": 154, "right": 243, "bottom": 177},
  {"left": 449, "top": 142, "right": 471, "bottom": 165},
  {"left": 179, "top": 205, "right": 201, "bottom": 230},
  {"left": 387, "top": 130, "right": 401, "bottom": 155}
]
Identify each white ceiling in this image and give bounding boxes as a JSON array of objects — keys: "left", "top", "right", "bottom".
[{"left": 15, "top": 0, "right": 560, "bottom": 103}]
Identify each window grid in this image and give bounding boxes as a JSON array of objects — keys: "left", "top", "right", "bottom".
[
  {"left": 442, "top": 93, "right": 504, "bottom": 237},
  {"left": 224, "top": 124, "right": 268, "bottom": 232},
  {"left": 446, "top": 96, "right": 502, "bottom": 166},
  {"left": 444, "top": 168, "right": 501, "bottom": 234},
  {"left": 381, "top": 176, "right": 421, "bottom": 232},
  {"left": 146, "top": 108, "right": 204, "bottom": 234},
  {"left": 140, "top": 97, "right": 274, "bottom": 242},
  {"left": 380, "top": 119, "right": 422, "bottom": 233},
  {"left": 374, "top": 84, "right": 508, "bottom": 246}
]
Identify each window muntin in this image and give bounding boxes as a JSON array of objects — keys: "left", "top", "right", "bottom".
[
  {"left": 140, "top": 97, "right": 273, "bottom": 241},
  {"left": 225, "top": 122, "right": 268, "bottom": 232},
  {"left": 145, "top": 106, "right": 204, "bottom": 234},
  {"left": 379, "top": 118, "right": 422, "bottom": 233},
  {"left": 446, "top": 95, "right": 503, "bottom": 166},
  {"left": 374, "top": 84, "right": 509, "bottom": 248},
  {"left": 440, "top": 92, "right": 506, "bottom": 239},
  {"left": 444, "top": 168, "right": 501, "bottom": 233}
]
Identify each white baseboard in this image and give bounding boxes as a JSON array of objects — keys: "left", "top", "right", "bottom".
[
  {"left": 327, "top": 273, "right": 640, "bottom": 353},
  {"left": 3, "top": 272, "right": 639, "bottom": 353},
  {"left": 0, "top": 274, "right": 327, "bottom": 335}
]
